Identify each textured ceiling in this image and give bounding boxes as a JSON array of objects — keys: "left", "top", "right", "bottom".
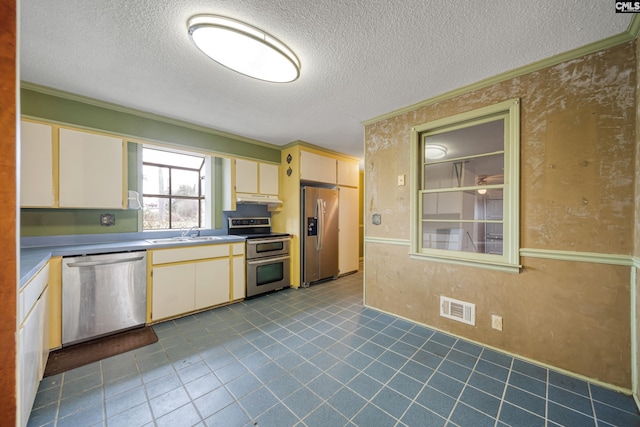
[{"left": 20, "top": 1, "right": 633, "bottom": 159}]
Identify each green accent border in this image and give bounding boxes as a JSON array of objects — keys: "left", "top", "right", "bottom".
[
  {"left": 520, "top": 248, "right": 633, "bottom": 266},
  {"left": 632, "top": 266, "right": 637, "bottom": 404},
  {"left": 363, "top": 17, "right": 640, "bottom": 126},
  {"left": 365, "top": 237, "right": 635, "bottom": 267},
  {"left": 21, "top": 83, "right": 281, "bottom": 163},
  {"left": 364, "top": 237, "right": 410, "bottom": 246}
]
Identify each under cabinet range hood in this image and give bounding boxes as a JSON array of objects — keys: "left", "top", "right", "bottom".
[{"left": 236, "top": 192, "right": 283, "bottom": 206}]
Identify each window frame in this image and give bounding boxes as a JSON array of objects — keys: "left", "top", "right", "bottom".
[
  {"left": 142, "top": 147, "right": 206, "bottom": 230},
  {"left": 409, "top": 98, "right": 521, "bottom": 272}
]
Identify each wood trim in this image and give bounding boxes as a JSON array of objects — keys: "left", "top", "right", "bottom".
[{"left": 0, "top": 0, "right": 17, "bottom": 424}]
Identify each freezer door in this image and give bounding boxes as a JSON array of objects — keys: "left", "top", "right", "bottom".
[
  {"left": 303, "top": 187, "right": 321, "bottom": 285},
  {"left": 318, "top": 188, "right": 339, "bottom": 279},
  {"left": 302, "top": 187, "right": 339, "bottom": 286}
]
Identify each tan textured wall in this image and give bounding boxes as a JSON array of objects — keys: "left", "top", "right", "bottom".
[
  {"left": 0, "top": 0, "right": 17, "bottom": 422},
  {"left": 364, "top": 41, "right": 636, "bottom": 388}
]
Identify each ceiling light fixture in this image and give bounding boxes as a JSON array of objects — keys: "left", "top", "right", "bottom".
[
  {"left": 424, "top": 144, "right": 447, "bottom": 160},
  {"left": 188, "top": 15, "right": 301, "bottom": 83}
]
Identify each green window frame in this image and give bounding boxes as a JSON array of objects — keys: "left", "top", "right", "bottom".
[{"left": 410, "top": 98, "right": 521, "bottom": 272}]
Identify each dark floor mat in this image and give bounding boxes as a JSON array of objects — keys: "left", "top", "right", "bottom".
[{"left": 44, "top": 326, "right": 157, "bottom": 377}]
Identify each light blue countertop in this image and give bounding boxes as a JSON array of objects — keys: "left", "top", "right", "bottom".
[{"left": 20, "top": 232, "right": 245, "bottom": 288}]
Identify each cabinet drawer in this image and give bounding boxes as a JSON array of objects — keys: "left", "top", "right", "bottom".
[
  {"left": 151, "top": 244, "right": 229, "bottom": 265},
  {"left": 232, "top": 243, "right": 245, "bottom": 256},
  {"left": 19, "top": 263, "right": 50, "bottom": 326}
]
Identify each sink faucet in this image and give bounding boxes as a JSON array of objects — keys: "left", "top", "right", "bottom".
[{"left": 181, "top": 226, "right": 199, "bottom": 238}]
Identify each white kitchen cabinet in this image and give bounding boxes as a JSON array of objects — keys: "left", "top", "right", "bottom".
[
  {"left": 235, "top": 158, "right": 259, "bottom": 194},
  {"left": 151, "top": 263, "right": 196, "bottom": 321},
  {"left": 195, "top": 259, "right": 230, "bottom": 310},
  {"left": 259, "top": 163, "right": 279, "bottom": 195},
  {"left": 17, "top": 262, "right": 50, "bottom": 427},
  {"left": 337, "top": 160, "right": 359, "bottom": 187},
  {"left": 149, "top": 243, "right": 244, "bottom": 321},
  {"left": 339, "top": 186, "right": 360, "bottom": 275},
  {"left": 58, "top": 128, "right": 125, "bottom": 209},
  {"left": 20, "top": 121, "right": 55, "bottom": 207},
  {"left": 235, "top": 159, "right": 279, "bottom": 196},
  {"left": 300, "top": 151, "right": 337, "bottom": 184}
]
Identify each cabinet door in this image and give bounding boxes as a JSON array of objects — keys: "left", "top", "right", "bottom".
[
  {"left": 337, "top": 160, "right": 359, "bottom": 187},
  {"left": 20, "top": 121, "right": 54, "bottom": 207},
  {"left": 259, "top": 163, "right": 279, "bottom": 195},
  {"left": 152, "top": 264, "right": 195, "bottom": 321},
  {"left": 18, "top": 297, "right": 43, "bottom": 427},
  {"left": 300, "top": 151, "right": 337, "bottom": 184},
  {"left": 39, "top": 286, "right": 50, "bottom": 380},
  {"left": 235, "top": 159, "right": 258, "bottom": 194},
  {"left": 58, "top": 128, "right": 124, "bottom": 208},
  {"left": 195, "top": 259, "right": 229, "bottom": 310},
  {"left": 339, "top": 187, "right": 360, "bottom": 275}
]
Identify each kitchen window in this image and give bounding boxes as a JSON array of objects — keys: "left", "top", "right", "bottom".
[
  {"left": 410, "top": 98, "right": 520, "bottom": 272},
  {"left": 142, "top": 147, "right": 206, "bottom": 230}
]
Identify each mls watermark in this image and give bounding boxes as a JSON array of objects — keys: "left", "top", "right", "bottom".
[{"left": 616, "top": 1, "right": 640, "bottom": 12}]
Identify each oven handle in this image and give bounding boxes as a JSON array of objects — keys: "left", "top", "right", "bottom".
[
  {"left": 246, "top": 255, "right": 290, "bottom": 266},
  {"left": 247, "top": 238, "right": 290, "bottom": 245}
]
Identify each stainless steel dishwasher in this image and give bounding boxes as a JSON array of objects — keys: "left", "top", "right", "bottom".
[{"left": 62, "top": 251, "right": 147, "bottom": 346}]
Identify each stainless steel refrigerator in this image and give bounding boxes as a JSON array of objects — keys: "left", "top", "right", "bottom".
[{"left": 301, "top": 186, "right": 339, "bottom": 286}]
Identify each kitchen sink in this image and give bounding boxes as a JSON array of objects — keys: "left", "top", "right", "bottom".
[{"left": 146, "top": 236, "right": 225, "bottom": 244}]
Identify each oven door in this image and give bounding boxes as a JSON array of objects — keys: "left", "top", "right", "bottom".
[
  {"left": 246, "top": 255, "right": 291, "bottom": 297},
  {"left": 246, "top": 238, "right": 290, "bottom": 259}
]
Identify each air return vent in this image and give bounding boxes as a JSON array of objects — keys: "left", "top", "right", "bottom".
[{"left": 440, "top": 296, "right": 475, "bottom": 326}]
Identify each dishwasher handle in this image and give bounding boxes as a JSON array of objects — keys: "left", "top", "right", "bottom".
[{"left": 66, "top": 255, "right": 145, "bottom": 268}]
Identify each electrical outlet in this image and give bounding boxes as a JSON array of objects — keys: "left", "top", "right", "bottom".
[
  {"left": 397, "top": 174, "right": 405, "bottom": 186},
  {"left": 491, "top": 315, "right": 503, "bottom": 331}
]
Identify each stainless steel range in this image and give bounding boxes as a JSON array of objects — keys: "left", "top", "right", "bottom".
[{"left": 228, "top": 217, "right": 291, "bottom": 297}]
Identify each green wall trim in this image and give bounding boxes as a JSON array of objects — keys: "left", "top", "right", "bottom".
[
  {"left": 365, "top": 238, "right": 635, "bottom": 267},
  {"left": 364, "top": 237, "right": 410, "bottom": 246},
  {"left": 520, "top": 248, "right": 633, "bottom": 266},
  {"left": 631, "top": 266, "right": 638, "bottom": 406},
  {"left": 20, "top": 84, "right": 281, "bottom": 163},
  {"left": 362, "top": 28, "right": 637, "bottom": 127}
]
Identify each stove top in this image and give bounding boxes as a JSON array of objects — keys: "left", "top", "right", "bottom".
[{"left": 228, "top": 217, "right": 289, "bottom": 239}]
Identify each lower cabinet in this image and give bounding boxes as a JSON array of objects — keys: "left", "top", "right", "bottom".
[
  {"left": 17, "top": 263, "right": 50, "bottom": 427},
  {"left": 149, "top": 243, "right": 245, "bottom": 322}
]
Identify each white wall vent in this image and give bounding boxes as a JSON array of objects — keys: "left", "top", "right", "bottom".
[{"left": 440, "top": 296, "right": 475, "bottom": 326}]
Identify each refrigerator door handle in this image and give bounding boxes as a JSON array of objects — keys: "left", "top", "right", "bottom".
[{"left": 316, "top": 198, "right": 323, "bottom": 250}]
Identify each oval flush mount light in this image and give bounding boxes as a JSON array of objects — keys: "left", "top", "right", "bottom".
[
  {"left": 424, "top": 144, "right": 447, "bottom": 160},
  {"left": 188, "top": 15, "right": 301, "bottom": 83}
]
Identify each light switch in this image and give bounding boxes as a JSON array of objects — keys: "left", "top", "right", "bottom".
[{"left": 397, "top": 174, "right": 405, "bottom": 186}]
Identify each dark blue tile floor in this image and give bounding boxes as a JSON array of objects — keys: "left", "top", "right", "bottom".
[{"left": 28, "top": 270, "right": 640, "bottom": 426}]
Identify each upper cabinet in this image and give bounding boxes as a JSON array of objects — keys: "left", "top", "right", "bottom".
[
  {"left": 300, "top": 151, "right": 337, "bottom": 184},
  {"left": 259, "top": 163, "right": 279, "bottom": 195},
  {"left": 235, "top": 159, "right": 279, "bottom": 196},
  {"left": 337, "top": 160, "right": 359, "bottom": 187},
  {"left": 20, "top": 120, "right": 127, "bottom": 209},
  {"left": 224, "top": 158, "right": 280, "bottom": 210},
  {"left": 20, "top": 121, "right": 54, "bottom": 207},
  {"left": 59, "top": 128, "right": 125, "bottom": 209},
  {"left": 235, "top": 158, "right": 259, "bottom": 194}
]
